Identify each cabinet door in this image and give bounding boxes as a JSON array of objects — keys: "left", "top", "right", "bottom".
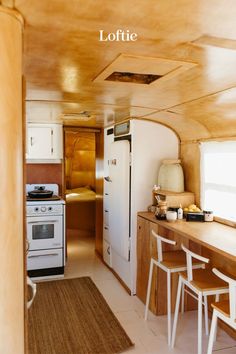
[
  {"left": 51, "top": 124, "right": 63, "bottom": 159},
  {"left": 27, "top": 126, "right": 52, "bottom": 159},
  {"left": 136, "top": 217, "right": 159, "bottom": 314}
]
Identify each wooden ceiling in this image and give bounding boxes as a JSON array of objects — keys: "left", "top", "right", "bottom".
[{"left": 11, "top": 0, "right": 236, "bottom": 141}]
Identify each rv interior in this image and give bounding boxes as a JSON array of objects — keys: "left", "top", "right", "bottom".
[{"left": 1, "top": 0, "right": 236, "bottom": 353}]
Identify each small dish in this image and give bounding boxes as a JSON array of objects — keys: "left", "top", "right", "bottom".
[{"left": 166, "top": 211, "right": 177, "bottom": 222}]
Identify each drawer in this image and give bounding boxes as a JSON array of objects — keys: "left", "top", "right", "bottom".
[{"left": 27, "top": 249, "right": 63, "bottom": 270}]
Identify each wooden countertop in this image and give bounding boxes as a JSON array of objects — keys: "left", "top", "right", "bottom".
[{"left": 138, "top": 212, "right": 236, "bottom": 262}]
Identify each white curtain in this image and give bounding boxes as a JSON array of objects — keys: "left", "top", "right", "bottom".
[{"left": 200, "top": 141, "right": 236, "bottom": 221}]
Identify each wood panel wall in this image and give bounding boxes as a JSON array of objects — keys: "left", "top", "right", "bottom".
[
  {"left": 64, "top": 130, "right": 96, "bottom": 190},
  {"left": 0, "top": 6, "right": 25, "bottom": 354},
  {"left": 180, "top": 142, "right": 201, "bottom": 205}
]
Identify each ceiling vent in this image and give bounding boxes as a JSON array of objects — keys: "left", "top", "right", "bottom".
[
  {"left": 105, "top": 71, "right": 162, "bottom": 84},
  {"left": 62, "top": 111, "right": 92, "bottom": 121},
  {"left": 93, "top": 54, "right": 198, "bottom": 86}
]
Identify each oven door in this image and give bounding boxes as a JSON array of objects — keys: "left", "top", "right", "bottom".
[{"left": 27, "top": 215, "right": 63, "bottom": 250}]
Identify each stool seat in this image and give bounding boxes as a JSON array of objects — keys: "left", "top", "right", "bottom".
[
  {"left": 207, "top": 268, "right": 236, "bottom": 354},
  {"left": 179, "top": 269, "right": 228, "bottom": 292},
  {"left": 159, "top": 250, "right": 203, "bottom": 269},
  {"left": 211, "top": 300, "right": 232, "bottom": 319}
]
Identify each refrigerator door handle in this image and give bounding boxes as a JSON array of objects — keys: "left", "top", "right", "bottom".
[{"left": 104, "top": 176, "right": 112, "bottom": 182}]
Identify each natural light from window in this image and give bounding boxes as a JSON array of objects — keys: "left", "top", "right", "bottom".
[{"left": 201, "top": 141, "right": 236, "bottom": 222}]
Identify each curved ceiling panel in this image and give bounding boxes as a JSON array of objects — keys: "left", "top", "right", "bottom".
[{"left": 15, "top": 0, "right": 236, "bottom": 141}]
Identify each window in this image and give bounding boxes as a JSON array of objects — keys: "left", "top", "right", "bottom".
[{"left": 200, "top": 141, "right": 236, "bottom": 222}]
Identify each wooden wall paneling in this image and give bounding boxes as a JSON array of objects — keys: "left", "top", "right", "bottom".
[
  {"left": 0, "top": 6, "right": 24, "bottom": 354},
  {"left": 64, "top": 130, "right": 96, "bottom": 190},
  {"left": 22, "top": 75, "right": 28, "bottom": 353},
  {"left": 95, "top": 130, "right": 103, "bottom": 256},
  {"left": 180, "top": 142, "right": 201, "bottom": 206}
]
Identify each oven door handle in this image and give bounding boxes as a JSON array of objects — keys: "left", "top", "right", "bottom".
[
  {"left": 28, "top": 253, "right": 59, "bottom": 258},
  {"left": 28, "top": 220, "right": 59, "bottom": 224}
]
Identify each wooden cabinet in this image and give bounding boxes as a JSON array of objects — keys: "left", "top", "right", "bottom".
[
  {"left": 136, "top": 214, "right": 197, "bottom": 316},
  {"left": 26, "top": 123, "right": 63, "bottom": 162},
  {"left": 136, "top": 216, "right": 159, "bottom": 314}
]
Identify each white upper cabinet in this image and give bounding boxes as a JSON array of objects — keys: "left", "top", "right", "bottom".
[{"left": 26, "top": 123, "right": 63, "bottom": 162}]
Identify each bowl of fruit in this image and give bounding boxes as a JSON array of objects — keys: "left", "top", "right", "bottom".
[{"left": 183, "top": 204, "right": 202, "bottom": 217}]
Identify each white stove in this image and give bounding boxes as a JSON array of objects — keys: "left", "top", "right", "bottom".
[{"left": 26, "top": 184, "right": 65, "bottom": 278}]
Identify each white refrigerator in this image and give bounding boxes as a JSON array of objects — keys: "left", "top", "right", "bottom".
[{"left": 103, "top": 119, "right": 179, "bottom": 294}]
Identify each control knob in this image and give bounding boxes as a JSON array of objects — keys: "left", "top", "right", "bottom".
[{"left": 40, "top": 207, "right": 46, "bottom": 212}]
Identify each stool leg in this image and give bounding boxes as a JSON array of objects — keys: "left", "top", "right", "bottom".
[
  {"left": 167, "top": 270, "right": 171, "bottom": 346},
  {"left": 207, "top": 310, "right": 218, "bottom": 354},
  {"left": 181, "top": 283, "right": 185, "bottom": 314},
  {"left": 214, "top": 294, "right": 219, "bottom": 342},
  {"left": 171, "top": 276, "right": 182, "bottom": 348},
  {"left": 204, "top": 295, "right": 209, "bottom": 335},
  {"left": 198, "top": 292, "right": 203, "bottom": 354},
  {"left": 145, "top": 259, "right": 154, "bottom": 321}
]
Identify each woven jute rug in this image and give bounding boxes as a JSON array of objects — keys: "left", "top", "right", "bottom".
[{"left": 28, "top": 277, "right": 134, "bottom": 354}]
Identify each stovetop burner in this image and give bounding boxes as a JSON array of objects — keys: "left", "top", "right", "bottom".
[{"left": 27, "top": 195, "right": 61, "bottom": 202}]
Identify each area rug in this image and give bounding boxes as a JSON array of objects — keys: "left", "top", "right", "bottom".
[{"left": 28, "top": 277, "right": 134, "bottom": 354}]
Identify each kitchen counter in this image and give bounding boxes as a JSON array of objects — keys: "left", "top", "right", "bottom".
[
  {"left": 138, "top": 212, "right": 236, "bottom": 262},
  {"left": 136, "top": 212, "right": 236, "bottom": 339}
]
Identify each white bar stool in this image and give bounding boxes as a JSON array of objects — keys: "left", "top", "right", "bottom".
[
  {"left": 171, "top": 245, "right": 229, "bottom": 354},
  {"left": 144, "top": 230, "right": 204, "bottom": 346},
  {"left": 207, "top": 268, "right": 236, "bottom": 354}
]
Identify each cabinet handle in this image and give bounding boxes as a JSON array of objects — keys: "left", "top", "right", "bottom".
[
  {"left": 139, "top": 226, "right": 141, "bottom": 230},
  {"left": 51, "top": 129, "right": 53, "bottom": 155},
  {"left": 107, "top": 246, "right": 110, "bottom": 255},
  {"left": 28, "top": 220, "right": 59, "bottom": 224},
  {"left": 28, "top": 253, "right": 59, "bottom": 258},
  {"left": 104, "top": 176, "right": 112, "bottom": 182},
  {"left": 30, "top": 137, "right": 33, "bottom": 146}
]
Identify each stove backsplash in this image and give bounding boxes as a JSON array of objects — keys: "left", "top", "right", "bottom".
[{"left": 26, "top": 163, "right": 63, "bottom": 196}]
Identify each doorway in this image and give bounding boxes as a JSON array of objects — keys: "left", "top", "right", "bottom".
[{"left": 63, "top": 127, "right": 99, "bottom": 275}]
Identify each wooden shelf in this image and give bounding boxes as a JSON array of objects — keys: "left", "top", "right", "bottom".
[{"left": 153, "top": 189, "right": 195, "bottom": 207}]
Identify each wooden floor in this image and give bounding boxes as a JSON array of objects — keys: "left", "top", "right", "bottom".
[{"left": 63, "top": 233, "right": 236, "bottom": 354}]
